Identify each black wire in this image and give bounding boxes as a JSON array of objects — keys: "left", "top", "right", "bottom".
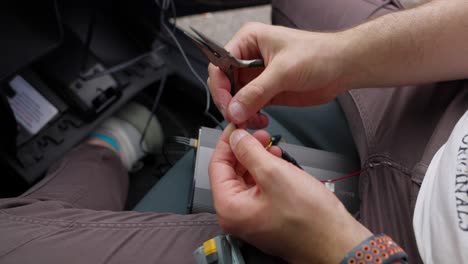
[
  {"left": 78, "top": 4, "right": 162, "bottom": 81},
  {"left": 53, "top": 0, "right": 64, "bottom": 44},
  {"left": 37, "top": 0, "right": 64, "bottom": 58},
  {"left": 170, "top": 0, "right": 177, "bottom": 31}
]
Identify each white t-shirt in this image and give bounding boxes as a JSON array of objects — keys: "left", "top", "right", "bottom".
[{"left": 413, "top": 110, "right": 468, "bottom": 263}]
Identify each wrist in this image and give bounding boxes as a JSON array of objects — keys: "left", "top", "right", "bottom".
[
  {"left": 339, "top": 17, "right": 406, "bottom": 91},
  {"left": 326, "top": 31, "right": 362, "bottom": 94},
  {"left": 292, "top": 204, "right": 372, "bottom": 264},
  {"left": 324, "top": 212, "right": 373, "bottom": 264}
]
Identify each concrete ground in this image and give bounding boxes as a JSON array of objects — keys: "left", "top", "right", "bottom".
[{"left": 175, "top": 5, "right": 271, "bottom": 46}]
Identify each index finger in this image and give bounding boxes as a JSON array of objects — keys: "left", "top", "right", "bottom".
[
  {"left": 208, "top": 64, "right": 232, "bottom": 117},
  {"left": 209, "top": 24, "right": 267, "bottom": 124},
  {"left": 225, "top": 22, "right": 264, "bottom": 61},
  {"left": 208, "top": 66, "right": 269, "bottom": 128}
]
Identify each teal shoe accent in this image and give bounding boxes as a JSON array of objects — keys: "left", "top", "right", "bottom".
[{"left": 89, "top": 133, "right": 120, "bottom": 152}]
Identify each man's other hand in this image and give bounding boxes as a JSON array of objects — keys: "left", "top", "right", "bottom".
[{"left": 209, "top": 124, "right": 372, "bottom": 263}]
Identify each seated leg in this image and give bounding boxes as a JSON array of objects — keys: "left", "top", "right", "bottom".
[{"left": 0, "top": 103, "right": 224, "bottom": 263}]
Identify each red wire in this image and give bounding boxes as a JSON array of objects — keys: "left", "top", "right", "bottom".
[{"left": 320, "top": 167, "right": 367, "bottom": 183}]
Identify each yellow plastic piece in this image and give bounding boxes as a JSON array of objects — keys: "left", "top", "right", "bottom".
[{"left": 203, "top": 239, "right": 217, "bottom": 256}]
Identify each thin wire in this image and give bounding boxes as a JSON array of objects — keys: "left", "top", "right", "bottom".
[
  {"left": 80, "top": 45, "right": 167, "bottom": 81},
  {"left": 173, "top": 136, "right": 191, "bottom": 144},
  {"left": 320, "top": 168, "right": 367, "bottom": 183},
  {"left": 53, "top": 0, "right": 64, "bottom": 44},
  {"left": 170, "top": 0, "right": 177, "bottom": 31},
  {"left": 81, "top": 10, "right": 97, "bottom": 72},
  {"left": 156, "top": 0, "right": 224, "bottom": 129},
  {"left": 139, "top": 67, "right": 168, "bottom": 154},
  {"left": 37, "top": 0, "right": 64, "bottom": 59},
  {"left": 161, "top": 23, "right": 223, "bottom": 128},
  {"left": 78, "top": 3, "right": 166, "bottom": 81},
  {"left": 81, "top": 51, "right": 153, "bottom": 80},
  {"left": 161, "top": 22, "right": 223, "bottom": 128}
]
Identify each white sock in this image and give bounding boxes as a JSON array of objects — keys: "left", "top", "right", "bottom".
[{"left": 90, "top": 103, "right": 164, "bottom": 170}]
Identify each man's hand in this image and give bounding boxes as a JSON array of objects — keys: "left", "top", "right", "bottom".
[
  {"left": 208, "top": 23, "right": 350, "bottom": 128},
  {"left": 209, "top": 124, "right": 372, "bottom": 263},
  {"left": 209, "top": 1, "right": 468, "bottom": 128}
]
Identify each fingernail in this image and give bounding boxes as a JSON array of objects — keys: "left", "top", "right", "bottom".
[
  {"left": 229, "top": 102, "right": 247, "bottom": 122},
  {"left": 230, "top": 129, "right": 248, "bottom": 148}
]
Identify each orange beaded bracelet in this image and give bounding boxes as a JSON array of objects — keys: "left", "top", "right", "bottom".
[{"left": 340, "top": 234, "right": 407, "bottom": 264}]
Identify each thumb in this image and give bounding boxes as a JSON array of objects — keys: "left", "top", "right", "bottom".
[
  {"left": 229, "top": 129, "right": 280, "bottom": 189},
  {"left": 228, "top": 65, "right": 284, "bottom": 124}
]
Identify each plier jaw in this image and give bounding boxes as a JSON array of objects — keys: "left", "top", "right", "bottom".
[
  {"left": 183, "top": 27, "right": 264, "bottom": 95},
  {"left": 183, "top": 27, "right": 231, "bottom": 69}
]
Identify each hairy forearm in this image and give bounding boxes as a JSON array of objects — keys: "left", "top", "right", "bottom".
[{"left": 340, "top": 0, "right": 468, "bottom": 89}]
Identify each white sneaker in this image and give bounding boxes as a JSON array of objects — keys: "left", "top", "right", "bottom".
[{"left": 90, "top": 103, "right": 164, "bottom": 170}]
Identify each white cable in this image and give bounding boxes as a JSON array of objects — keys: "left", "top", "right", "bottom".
[
  {"left": 162, "top": 22, "right": 212, "bottom": 114},
  {"left": 156, "top": 0, "right": 223, "bottom": 128}
]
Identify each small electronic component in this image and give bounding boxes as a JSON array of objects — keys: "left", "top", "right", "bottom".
[
  {"left": 267, "top": 134, "right": 304, "bottom": 170},
  {"left": 269, "top": 134, "right": 283, "bottom": 146},
  {"left": 173, "top": 136, "right": 199, "bottom": 148}
]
